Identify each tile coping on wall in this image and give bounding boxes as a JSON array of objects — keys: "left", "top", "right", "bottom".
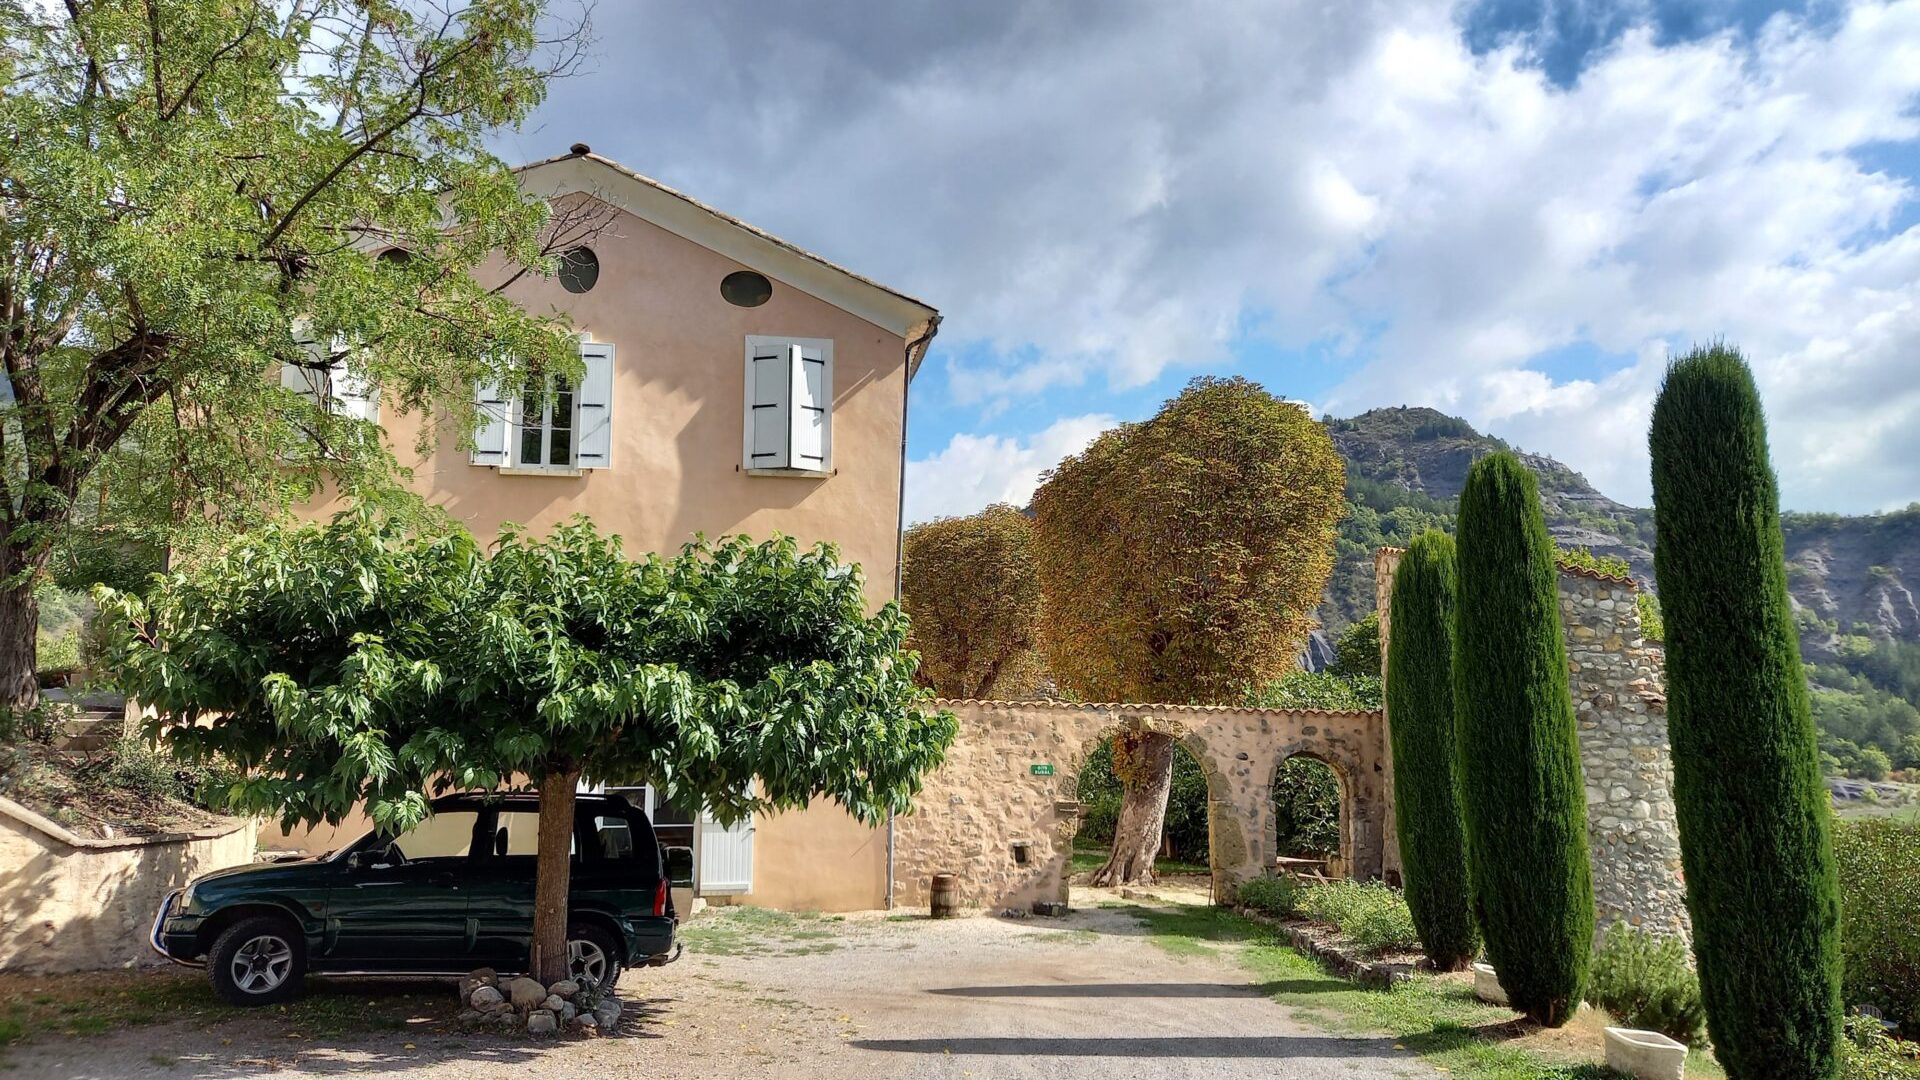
[
  {"left": 929, "top": 699, "right": 1381, "bottom": 719},
  {"left": 0, "top": 795, "right": 249, "bottom": 851}
]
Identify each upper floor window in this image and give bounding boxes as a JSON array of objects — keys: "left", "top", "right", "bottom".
[
  {"left": 279, "top": 329, "right": 378, "bottom": 423},
  {"left": 471, "top": 338, "right": 614, "bottom": 471},
  {"left": 743, "top": 335, "right": 832, "bottom": 475}
]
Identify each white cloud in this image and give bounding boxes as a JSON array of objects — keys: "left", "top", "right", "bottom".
[
  {"left": 905, "top": 414, "right": 1118, "bottom": 524},
  {"left": 527, "top": 0, "right": 1920, "bottom": 511}
]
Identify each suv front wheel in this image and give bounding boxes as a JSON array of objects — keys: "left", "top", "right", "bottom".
[{"left": 208, "top": 915, "right": 307, "bottom": 1006}]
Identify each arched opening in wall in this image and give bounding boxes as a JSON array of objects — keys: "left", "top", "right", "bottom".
[
  {"left": 1273, "top": 753, "right": 1350, "bottom": 880},
  {"left": 1069, "top": 731, "right": 1214, "bottom": 901}
]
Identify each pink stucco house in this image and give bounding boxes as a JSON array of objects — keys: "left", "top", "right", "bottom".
[{"left": 266, "top": 147, "right": 939, "bottom": 913}]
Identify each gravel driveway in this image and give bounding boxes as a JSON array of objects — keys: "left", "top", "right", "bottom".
[{"left": 7, "top": 902, "right": 1437, "bottom": 1079}]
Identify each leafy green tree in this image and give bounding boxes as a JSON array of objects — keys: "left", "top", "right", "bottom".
[
  {"left": 1385, "top": 529, "right": 1476, "bottom": 970},
  {"left": 1032, "top": 376, "right": 1345, "bottom": 885},
  {"left": 902, "top": 505, "right": 1045, "bottom": 699},
  {"left": 1650, "top": 344, "right": 1841, "bottom": 1080},
  {"left": 1245, "top": 669, "right": 1382, "bottom": 712},
  {"left": 1452, "top": 452, "right": 1594, "bottom": 1026},
  {"left": 99, "top": 511, "right": 956, "bottom": 983},
  {"left": 1330, "top": 612, "right": 1381, "bottom": 679},
  {"left": 0, "top": 0, "right": 592, "bottom": 709}
]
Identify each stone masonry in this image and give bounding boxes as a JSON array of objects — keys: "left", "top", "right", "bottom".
[
  {"left": 891, "top": 701, "right": 1388, "bottom": 912},
  {"left": 1375, "top": 548, "right": 1690, "bottom": 940}
]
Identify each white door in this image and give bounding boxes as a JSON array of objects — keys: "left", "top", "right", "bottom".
[{"left": 697, "top": 809, "right": 754, "bottom": 895}]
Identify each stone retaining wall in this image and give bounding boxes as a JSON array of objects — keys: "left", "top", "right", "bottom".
[{"left": 0, "top": 798, "right": 255, "bottom": 972}]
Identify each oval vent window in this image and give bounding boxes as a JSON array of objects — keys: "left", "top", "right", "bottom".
[
  {"left": 558, "top": 247, "right": 599, "bottom": 294},
  {"left": 720, "top": 270, "right": 773, "bottom": 308}
]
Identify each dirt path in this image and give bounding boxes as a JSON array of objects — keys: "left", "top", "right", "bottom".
[{"left": 5, "top": 903, "right": 1437, "bottom": 1079}]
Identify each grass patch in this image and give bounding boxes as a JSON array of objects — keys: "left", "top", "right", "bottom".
[
  {"left": 0, "top": 968, "right": 443, "bottom": 1053},
  {"left": 1119, "top": 902, "right": 1721, "bottom": 1080},
  {"left": 1069, "top": 834, "right": 1209, "bottom": 877}
]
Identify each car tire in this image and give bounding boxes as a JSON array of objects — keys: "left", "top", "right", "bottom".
[
  {"left": 208, "top": 914, "right": 307, "bottom": 1006},
  {"left": 567, "top": 922, "right": 623, "bottom": 993}
]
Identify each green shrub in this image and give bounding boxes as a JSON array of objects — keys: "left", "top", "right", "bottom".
[
  {"left": 0, "top": 701, "right": 67, "bottom": 745},
  {"left": 1650, "top": 345, "right": 1842, "bottom": 1078},
  {"left": 1385, "top": 528, "right": 1477, "bottom": 970},
  {"left": 36, "top": 629, "right": 80, "bottom": 676},
  {"left": 1840, "top": 1016, "right": 1920, "bottom": 1080},
  {"left": 1237, "top": 875, "right": 1303, "bottom": 917},
  {"left": 1834, "top": 820, "right": 1920, "bottom": 1035},
  {"left": 1272, "top": 755, "right": 1341, "bottom": 859},
  {"left": 1636, "top": 591, "right": 1665, "bottom": 642},
  {"left": 1452, "top": 451, "right": 1594, "bottom": 1026},
  {"left": 1586, "top": 924, "right": 1707, "bottom": 1045},
  {"left": 1298, "top": 880, "right": 1422, "bottom": 954}
]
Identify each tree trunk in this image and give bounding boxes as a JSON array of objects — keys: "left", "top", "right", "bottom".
[
  {"left": 1090, "top": 731, "right": 1175, "bottom": 886},
  {"left": 529, "top": 766, "right": 581, "bottom": 985},
  {"left": 0, "top": 571, "right": 41, "bottom": 713}
]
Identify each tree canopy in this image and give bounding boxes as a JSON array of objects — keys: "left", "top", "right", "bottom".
[
  {"left": 901, "top": 504, "right": 1045, "bottom": 700},
  {"left": 99, "top": 511, "right": 956, "bottom": 980},
  {"left": 0, "top": 0, "right": 593, "bottom": 706},
  {"left": 1030, "top": 376, "right": 1346, "bottom": 704}
]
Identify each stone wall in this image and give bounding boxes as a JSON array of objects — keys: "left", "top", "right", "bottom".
[
  {"left": 891, "top": 700, "right": 1387, "bottom": 912},
  {"left": 0, "top": 797, "right": 256, "bottom": 972},
  {"left": 1374, "top": 549, "right": 1690, "bottom": 939}
]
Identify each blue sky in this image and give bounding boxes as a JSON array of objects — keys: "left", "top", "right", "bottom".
[{"left": 514, "top": 0, "right": 1920, "bottom": 520}]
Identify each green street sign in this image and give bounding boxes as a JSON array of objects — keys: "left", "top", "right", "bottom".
[{"left": 1030, "top": 763, "right": 1055, "bottom": 776}]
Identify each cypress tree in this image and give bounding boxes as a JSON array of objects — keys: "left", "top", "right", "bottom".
[
  {"left": 1649, "top": 345, "right": 1840, "bottom": 1080},
  {"left": 1387, "top": 529, "right": 1477, "bottom": 970},
  {"left": 1453, "top": 452, "right": 1594, "bottom": 1026}
]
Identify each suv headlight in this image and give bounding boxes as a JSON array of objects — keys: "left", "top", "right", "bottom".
[{"left": 179, "top": 881, "right": 197, "bottom": 910}]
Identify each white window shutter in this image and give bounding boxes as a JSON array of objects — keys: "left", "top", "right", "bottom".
[
  {"left": 746, "top": 343, "right": 792, "bottom": 470},
  {"left": 696, "top": 807, "right": 754, "bottom": 895},
  {"left": 332, "top": 361, "right": 379, "bottom": 423},
  {"left": 471, "top": 379, "right": 511, "bottom": 466},
  {"left": 281, "top": 332, "right": 327, "bottom": 406},
  {"left": 576, "top": 340, "right": 615, "bottom": 469},
  {"left": 790, "top": 342, "right": 830, "bottom": 471}
]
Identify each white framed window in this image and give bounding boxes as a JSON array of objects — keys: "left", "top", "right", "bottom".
[
  {"left": 280, "top": 331, "right": 378, "bottom": 423},
  {"left": 743, "top": 335, "right": 832, "bottom": 475},
  {"left": 472, "top": 338, "right": 614, "bottom": 471}
]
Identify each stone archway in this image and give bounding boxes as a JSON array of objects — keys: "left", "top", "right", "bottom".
[{"left": 890, "top": 700, "right": 1388, "bottom": 912}]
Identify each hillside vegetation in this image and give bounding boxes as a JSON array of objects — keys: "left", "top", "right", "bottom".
[{"left": 1317, "top": 406, "right": 1920, "bottom": 780}]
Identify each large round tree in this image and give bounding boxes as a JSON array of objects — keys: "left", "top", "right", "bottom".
[
  {"left": 1650, "top": 345, "right": 1840, "bottom": 1080},
  {"left": 101, "top": 511, "right": 957, "bottom": 984},
  {"left": 1452, "top": 452, "right": 1593, "bottom": 1026},
  {"left": 1030, "top": 376, "right": 1345, "bottom": 885},
  {"left": 1386, "top": 528, "right": 1476, "bottom": 971},
  {"left": 902, "top": 505, "right": 1045, "bottom": 700}
]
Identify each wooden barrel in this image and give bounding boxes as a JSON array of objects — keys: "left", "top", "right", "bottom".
[{"left": 929, "top": 873, "right": 959, "bottom": 918}]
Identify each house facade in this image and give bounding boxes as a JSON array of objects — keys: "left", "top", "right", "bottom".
[{"left": 260, "top": 149, "right": 938, "bottom": 913}]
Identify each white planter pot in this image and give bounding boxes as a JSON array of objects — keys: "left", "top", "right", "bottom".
[
  {"left": 1604, "top": 1026, "right": 1687, "bottom": 1080},
  {"left": 1471, "top": 962, "right": 1509, "bottom": 1006}
]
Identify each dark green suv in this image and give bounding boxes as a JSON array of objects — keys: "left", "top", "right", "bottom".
[{"left": 150, "top": 792, "right": 687, "bottom": 1005}]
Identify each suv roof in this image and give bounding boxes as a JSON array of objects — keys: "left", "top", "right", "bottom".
[{"left": 427, "top": 791, "right": 634, "bottom": 812}]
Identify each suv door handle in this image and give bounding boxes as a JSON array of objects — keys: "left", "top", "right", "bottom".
[{"left": 429, "top": 871, "right": 458, "bottom": 888}]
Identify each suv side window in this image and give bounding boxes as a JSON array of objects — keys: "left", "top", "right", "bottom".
[
  {"left": 487, "top": 808, "right": 577, "bottom": 859},
  {"left": 590, "top": 814, "right": 635, "bottom": 860},
  {"left": 388, "top": 810, "right": 480, "bottom": 862}
]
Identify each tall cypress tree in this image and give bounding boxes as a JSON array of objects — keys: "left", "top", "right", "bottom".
[
  {"left": 1453, "top": 452, "right": 1594, "bottom": 1026},
  {"left": 1387, "top": 529, "right": 1477, "bottom": 970},
  {"left": 1650, "top": 345, "right": 1840, "bottom": 1080}
]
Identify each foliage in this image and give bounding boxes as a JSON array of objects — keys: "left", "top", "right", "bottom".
[
  {"left": 1809, "top": 639, "right": 1920, "bottom": 776},
  {"left": 1074, "top": 738, "right": 1210, "bottom": 861},
  {"left": 1237, "top": 875, "right": 1304, "bottom": 917},
  {"left": 1452, "top": 451, "right": 1594, "bottom": 1027},
  {"left": 1557, "top": 546, "right": 1634, "bottom": 580},
  {"left": 1650, "top": 345, "right": 1842, "bottom": 1079},
  {"left": 1271, "top": 756, "right": 1341, "bottom": 859},
  {"left": 0, "top": 0, "right": 591, "bottom": 706},
  {"left": 99, "top": 510, "right": 956, "bottom": 979},
  {"left": 1585, "top": 925, "right": 1707, "bottom": 1045},
  {"left": 1840, "top": 1016, "right": 1920, "bottom": 1080},
  {"left": 1834, "top": 820, "right": 1920, "bottom": 1035},
  {"left": 1637, "top": 592, "right": 1666, "bottom": 642},
  {"left": 35, "top": 628, "right": 79, "bottom": 676},
  {"left": 0, "top": 700, "right": 63, "bottom": 744},
  {"left": 1031, "top": 376, "right": 1346, "bottom": 704},
  {"left": 901, "top": 505, "right": 1045, "bottom": 699},
  {"left": 1386, "top": 529, "right": 1477, "bottom": 970},
  {"left": 1297, "top": 880, "right": 1422, "bottom": 955},
  {"left": 1246, "top": 669, "right": 1382, "bottom": 711},
  {"left": 1330, "top": 613, "right": 1381, "bottom": 678}
]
